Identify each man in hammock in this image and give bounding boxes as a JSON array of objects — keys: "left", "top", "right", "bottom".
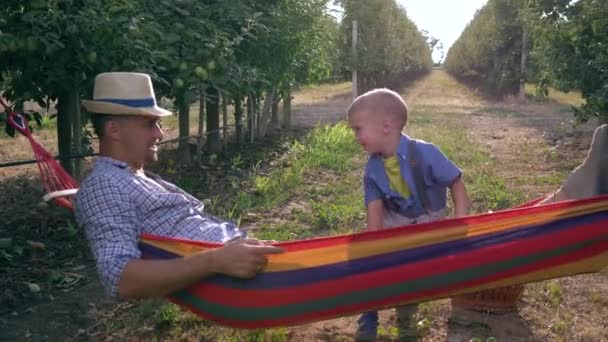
[{"left": 75, "top": 72, "right": 283, "bottom": 300}]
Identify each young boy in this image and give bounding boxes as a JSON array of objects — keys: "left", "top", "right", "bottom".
[{"left": 347, "top": 88, "right": 472, "bottom": 341}]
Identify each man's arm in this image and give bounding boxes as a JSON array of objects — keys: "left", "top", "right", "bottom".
[
  {"left": 118, "top": 240, "right": 282, "bottom": 299},
  {"left": 450, "top": 176, "right": 471, "bottom": 218},
  {"left": 77, "top": 176, "right": 282, "bottom": 299}
]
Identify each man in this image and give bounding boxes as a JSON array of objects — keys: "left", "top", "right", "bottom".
[{"left": 75, "top": 72, "right": 282, "bottom": 300}]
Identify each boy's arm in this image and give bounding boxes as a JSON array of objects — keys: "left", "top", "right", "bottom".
[
  {"left": 366, "top": 199, "right": 384, "bottom": 231},
  {"left": 450, "top": 176, "right": 471, "bottom": 218},
  {"left": 422, "top": 143, "right": 470, "bottom": 217}
]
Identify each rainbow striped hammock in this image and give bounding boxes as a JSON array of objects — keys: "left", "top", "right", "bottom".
[
  {"left": 140, "top": 195, "right": 608, "bottom": 329},
  {"left": 4, "top": 109, "right": 608, "bottom": 329}
]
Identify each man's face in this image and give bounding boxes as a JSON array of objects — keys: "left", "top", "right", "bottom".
[{"left": 112, "top": 116, "right": 164, "bottom": 166}]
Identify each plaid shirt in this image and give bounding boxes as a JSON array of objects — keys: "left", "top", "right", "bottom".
[{"left": 74, "top": 157, "right": 245, "bottom": 298}]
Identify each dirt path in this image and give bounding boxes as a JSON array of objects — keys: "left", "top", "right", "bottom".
[{"left": 291, "top": 82, "right": 353, "bottom": 128}]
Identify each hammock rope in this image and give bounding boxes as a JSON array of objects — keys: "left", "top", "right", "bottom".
[{"left": 1, "top": 102, "right": 77, "bottom": 210}]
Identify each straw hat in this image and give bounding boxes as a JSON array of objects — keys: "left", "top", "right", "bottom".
[{"left": 82, "top": 72, "right": 172, "bottom": 117}]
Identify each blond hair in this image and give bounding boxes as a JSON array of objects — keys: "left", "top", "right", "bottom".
[{"left": 346, "top": 88, "right": 408, "bottom": 128}]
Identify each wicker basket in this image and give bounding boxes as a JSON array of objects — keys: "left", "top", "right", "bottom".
[{"left": 450, "top": 285, "right": 524, "bottom": 313}]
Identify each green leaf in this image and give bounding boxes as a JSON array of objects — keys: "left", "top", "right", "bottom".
[
  {"left": 174, "top": 8, "right": 191, "bottom": 16},
  {"left": 165, "top": 33, "right": 180, "bottom": 44},
  {"left": 0, "top": 238, "right": 12, "bottom": 249}
]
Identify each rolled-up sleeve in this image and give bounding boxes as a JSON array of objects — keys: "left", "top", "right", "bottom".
[
  {"left": 75, "top": 176, "right": 140, "bottom": 298},
  {"left": 424, "top": 144, "right": 462, "bottom": 187},
  {"left": 364, "top": 163, "right": 383, "bottom": 206}
]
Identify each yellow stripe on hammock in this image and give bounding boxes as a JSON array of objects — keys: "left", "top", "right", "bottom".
[{"left": 142, "top": 201, "right": 608, "bottom": 272}]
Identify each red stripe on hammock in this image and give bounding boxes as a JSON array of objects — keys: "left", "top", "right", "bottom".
[
  {"left": 168, "top": 238, "right": 608, "bottom": 328},
  {"left": 186, "top": 220, "right": 607, "bottom": 308}
]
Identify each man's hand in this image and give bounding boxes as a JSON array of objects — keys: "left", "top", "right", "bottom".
[{"left": 211, "top": 239, "right": 283, "bottom": 278}]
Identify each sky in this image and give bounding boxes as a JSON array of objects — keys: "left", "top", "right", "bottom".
[
  {"left": 398, "top": 0, "right": 488, "bottom": 62},
  {"left": 329, "top": 0, "right": 489, "bottom": 63}
]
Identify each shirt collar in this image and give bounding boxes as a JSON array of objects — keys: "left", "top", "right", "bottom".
[
  {"left": 94, "top": 156, "right": 129, "bottom": 169},
  {"left": 395, "top": 133, "right": 411, "bottom": 160}
]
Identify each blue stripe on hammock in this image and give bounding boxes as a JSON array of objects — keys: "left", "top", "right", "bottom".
[{"left": 139, "top": 210, "right": 608, "bottom": 290}]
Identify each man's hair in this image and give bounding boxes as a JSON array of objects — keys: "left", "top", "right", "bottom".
[
  {"left": 346, "top": 88, "right": 408, "bottom": 128},
  {"left": 90, "top": 114, "right": 115, "bottom": 139}
]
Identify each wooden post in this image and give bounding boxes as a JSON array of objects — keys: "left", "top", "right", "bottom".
[
  {"left": 352, "top": 19, "right": 358, "bottom": 100},
  {"left": 519, "top": 29, "right": 528, "bottom": 101}
]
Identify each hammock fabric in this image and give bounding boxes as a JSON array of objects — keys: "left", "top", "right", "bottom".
[
  {"left": 140, "top": 197, "right": 608, "bottom": 328},
  {"left": 6, "top": 111, "right": 608, "bottom": 329}
]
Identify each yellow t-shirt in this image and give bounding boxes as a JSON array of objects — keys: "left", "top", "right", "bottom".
[{"left": 383, "top": 156, "right": 411, "bottom": 199}]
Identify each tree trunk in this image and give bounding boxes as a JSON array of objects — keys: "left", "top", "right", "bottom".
[
  {"left": 56, "top": 88, "right": 78, "bottom": 177},
  {"left": 70, "top": 85, "right": 83, "bottom": 181},
  {"left": 197, "top": 89, "right": 205, "bottom": 137},
  {"left": 197, "top": 89, "right": 206, "bottom": 160},
  {"left": 205, "top": 86, "right": 220, "bottom": 154},
  {"left": 260, "top": 91, "right": 274, "bottom": 137},
  {"left": 519, "top": 29, "right": 528, "bottom": 101},
  {"left": 255, "top": 94, "right": 261, "bottom": 138},
  {"left": 247, "top": 94, "right": 254, "bottom": 142},
  {"left": 177, "top": 92, "right": 191, "bottom": 163},
  {"left": 271, "top": 90, "right": 280, "bottom": 130},
  {"left": 283, "top": 86, "right": 292, "bottom": 129},
  {"left": 221, "top": 92, "right": 228, "bottom": 153},
  {"left": 234, "top": 96, "right": 243, "bottom": 145}
]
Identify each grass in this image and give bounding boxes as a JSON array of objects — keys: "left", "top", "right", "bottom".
[
  {"left": 120, "top": 94, "right": 524, "bottom": 340},
  {"left": 408, "top": 110, "right": 524, "bottom": 212},
  {"left": 3, "top": 70, "right": 605, "bottom": 341},
  {"left": 219, "top": 122, "right": 362, "bottom": 227},
  {"left": 293, "top": 81, "right": 351, "bottom": 104},
  {"left": 525, "top": 83, "right": 585, "bottom": 107}
]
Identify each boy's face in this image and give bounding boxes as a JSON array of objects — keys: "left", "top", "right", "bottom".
[{"left": 348, "top": 110, "right": 387, "bottom": 154}]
